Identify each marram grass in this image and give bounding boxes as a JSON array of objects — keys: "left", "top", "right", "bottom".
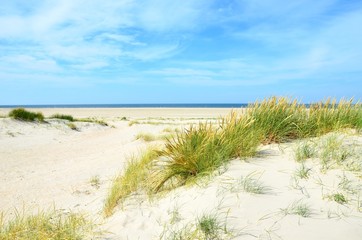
[
  {"left": 105, "top": 96, "right": 361, "bottom": 215},
  {"left": 103, "top": 147, "right": 161, "bottom": 217},
  {"left": 50, "top": 114, "right": 74, "bottom": 122},
  {"left": 247, "top": 97, "right": 306, "bottom": 143},
  {"left": 0, "top": 209, "right": 96, "bottom": 240},
  {"left": 151, "top": 122, "right": 226, "bottom": 192},
  {"left": 151, "top": 112, "right": 263, "bottom": 192},
  {"left": 9, "top": 108, "right": 44, "bottom": 122}
]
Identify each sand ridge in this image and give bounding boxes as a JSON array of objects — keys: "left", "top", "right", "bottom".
[{"left": 1, "top": 109, "right": 361, "bottom": 239}]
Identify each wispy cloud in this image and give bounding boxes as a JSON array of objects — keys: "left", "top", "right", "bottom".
[
  {"left": 0, "top": 0, "right": 210, "bottom": 74},
  {"left": 0, "top": 0, "right": 361, "bottom": 103}
]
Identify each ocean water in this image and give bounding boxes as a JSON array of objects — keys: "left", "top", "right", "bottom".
[{"left": 0, "top": 103, "right": 249, "bottom": 108}]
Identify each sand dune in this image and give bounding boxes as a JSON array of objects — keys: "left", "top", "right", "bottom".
[{"left": 1, "top": 109, "right": 361, "bottom": 239}]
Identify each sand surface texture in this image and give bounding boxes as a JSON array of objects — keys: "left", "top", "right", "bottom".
[{"left": 1, "top": 108, "right": 361, "bottom": 239}]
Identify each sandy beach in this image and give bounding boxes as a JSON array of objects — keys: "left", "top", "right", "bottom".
[
  {"left": 1, "top": 108, "right": 361, "bottom": 239},
  {"left": 0, "top": 108, "right": 237, "bottom": 119}
]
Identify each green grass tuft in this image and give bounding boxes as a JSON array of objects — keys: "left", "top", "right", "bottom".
[
  {"left": 332, "top": 193, "right": 348, "bottom": 204},
  {"left": 161, "top": 212, "right": 230, "bottom": 240},
  {"left": 197, "top": 213, "right": 226, "bottom": 240},
  {"left": 151, "top": 113, "right": 263, "bottom": 192},
  {"left": 103, "top": 147, "right": 161, "bottom": 217},
  {"left": 67, "top": 123, "right": 78, "bottom": 131},
  {"left": 294, "top": 164, "right": 312, "bottom": 179},
  {"left": 135, "top": 132, "right": 157, "bottom": 142},
  {"left": 9, "top": 108, "right": 44, "bottom": 122},
  {"left": 247, "top": 97, "right": 306, "bottom": 143},
  {"left": 51, "top": 114, "right": 74, "bottom": 121},
  {"left": 76, "top": 118, "right": 108, "bottom": 126},
  {"left": 151, "top": 123, "right": 227, "bottom": 192},
  {"left": 283, "top": 200, "right": 312, "bottom": 218},
  {"left": 295, "top": 141, "right": 317, "bottom": 162},
  {"left": 0, "top": 209, "right": 97, "bottom": 240}
]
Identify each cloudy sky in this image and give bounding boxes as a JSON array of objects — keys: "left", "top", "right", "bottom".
[{"left": 1, "top": 0, "right": 361, "bottom": 104}]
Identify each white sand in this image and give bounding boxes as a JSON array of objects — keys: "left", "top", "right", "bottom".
[
  {"left": 1, "top": 108, "right": 361, "bottom": 239},
  {"left": 0, "top": 108, "right": 238, "bottom": 119}
]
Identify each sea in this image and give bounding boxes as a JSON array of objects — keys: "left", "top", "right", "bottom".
[{"left": 0, "top": 104, "right": 249, "bottom": 108}]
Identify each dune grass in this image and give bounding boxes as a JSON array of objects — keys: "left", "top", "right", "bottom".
[
  {"left": 307, "top": 98, "right": 362, "bottom": 135},
  {"left": 294, "top": 163, "right": 312, "bottom": 179},
  {"left": 106, "top": 96, "right": 361, "bottom": 215},
  {"left": 239, "top": 172, "right": 270, "bottom": 194},
  {"left": 67, "top": 123, "right": 78, "bottom": 131},
  {"left": 247, "top": 97, "right": 361, "bottom": 143},
  {"left": 135, "top": 132, "right": 175, "bottom": 142},
  {"left": 151, "top": 123, "right": 228, "bottom": 192},
  {"left": 295, "top": 141, "right": 317, "bottom": 162},
  {"left": 247, "top": 97, "right": 305, "bottom": 143},
  {"left": 135, "top": 132, "right": 157, "bottom": 142},
  {"left": 9, "top": 108, "right": 44, "bottom": 122},
  {"left": 161, "top": 212, "right": 230, "bottom": 240},
  {"left": 50, "top": 114, "right": 74, "bottom": 122},
  {"left": 0, "top": 209, "right": 96, "bottom": 240},
  {"left": 150, "top": 112, "right": 265, "bottom": 192},
  {"left": 295, "top": 134, "right": 357, "bottom": 172},
  {"left": 76, "top": 118, "right": 108, "bottom": 126},
  {"left": 103, "top": 147, "right": 161, "bottom": 217},
  {"left": 282, "top": 200, "right": 313, "bottom": 218}
]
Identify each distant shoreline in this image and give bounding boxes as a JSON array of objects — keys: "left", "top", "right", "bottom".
[{"left": 0, "top": 104, "right": 248, "bottom": 109}]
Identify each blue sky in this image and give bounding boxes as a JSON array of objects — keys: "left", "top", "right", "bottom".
[{"left": 1, "top": 0, "right": 362, "bottom": 104}]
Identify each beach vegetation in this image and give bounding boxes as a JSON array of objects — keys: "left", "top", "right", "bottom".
[
  {"left": 168, "top": 206, "right": 182, "bottom": 225},
  {"left": 295, "top": 141, "right": 317, "bottom": 162},
  {"left": 161, "top": 212, "right": 230, "bottom": 240},
  {"left": 306, "top": 98, "right": 362, "bottom": 136},
  {"left": 128, "top": 120, "right": 140, "bottom": 126},
  {"left": 9, "top": 108, "right": 44, "bottom": 122},
  {"left": 150, "top": 123, "right": 228, "bottom": 192},
  {"left": 67, "top": 123, "right": 78, "bottom": 131},
  {"left": 135, "top": 132, "right": 157, "bottom": 142},
  {"left": 90, "top": 175, "right": 100, "bottom": 189},
  {"left": 331, "top": 193, "right": 348, "bottom": 204},
  {"left": 246, "top": 97, "right": 361, "bottom": 143},
  {"left": 50, "top": 114, "right": 74, "bottom": 121},
  {"left": 76, "top": 118, "right": 108, "bottom": 126},
  {"left": 246, "top": 97, "right": 305, "bottom": 143},
  {"left": 294, "top": 164, "right": 312, "bottom": 179},
  {"left": 282, "top": 200, "right": 312, "bottom": 218},
  {"left": 103, "top": 147, "right": 160, "bottom": 216},
  {"left": 106, "top": 96, "right": 362, "bottom": 215},
  {"left": 197, "top": 213, "right": 227, "bottom": 240},
  {"left": 135, "top": 132, "right": 175, "bottom": 142},
  {"left": 319, "top": 135, "right": 353, "bottom": 170},
  {"left": 0, "top": 209, "right": 97, "bottom": 240},
  {"left": 151, "top": 113, "right": 262, "bottom": 192},
  {"left": 238, "top": 172, "right": 270, "bottom": 194}
]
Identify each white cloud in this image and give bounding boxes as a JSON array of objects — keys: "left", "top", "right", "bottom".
[
  {"left": 0, "top": 0, "right": 209, "bottom": 75},
  {"left": 0, "top": 55, "right": 61, "bottom": 72}
]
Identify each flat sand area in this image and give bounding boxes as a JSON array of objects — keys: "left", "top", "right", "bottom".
[
  {"left": 1, "top": 108, "right": 361, "bottom": 239},
  {"left": 0, "top": 107, "right": 237, "bottom": 119}
]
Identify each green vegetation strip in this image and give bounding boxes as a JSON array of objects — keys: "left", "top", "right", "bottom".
[
  {"left": 9, "top": 108, "right": 44, "bottom": 122},
  {"left": 105, "top": 96, "right": 362, "bottom": 216},
  {"left": 0, "top": 209, "right": 97, "bottom": 240},
  {"left": 50, "top": 114, "right": 74, "bottom": 121}
]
